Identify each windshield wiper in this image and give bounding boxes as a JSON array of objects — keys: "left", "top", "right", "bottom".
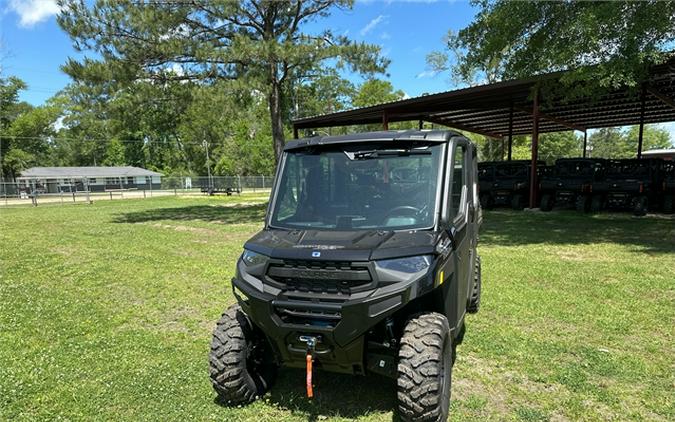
[{"left": 349, "top": 149, "right": 431, "bottom": 160}]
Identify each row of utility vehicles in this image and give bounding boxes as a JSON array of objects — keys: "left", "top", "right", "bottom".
[{"left": 478, "top": 157, "right": 675, "bottom": 216}]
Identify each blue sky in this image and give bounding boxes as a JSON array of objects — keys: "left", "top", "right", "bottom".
[{"left": 1, "top": 0, "right": 475, "bottom": 105}]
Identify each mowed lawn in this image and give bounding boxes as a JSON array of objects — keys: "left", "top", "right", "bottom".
[{"left": 1, "top": 196, "right": 673, "bottom": 421}]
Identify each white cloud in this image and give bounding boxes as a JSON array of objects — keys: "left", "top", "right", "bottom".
[
  {"left": 380, "top": 32, "right": 391, "bottom": 40},
  {"left": 416, "top": 70, "right": 439, "bottom": 79},
  {"left": 360, "top": 15, "right": 388, "bottom": 36},
  {"left": 170, "top": 63, "right": 185, "bottom": 76},
  {"left": 8, "top": 0, "right": 61, "bottom": 27}
]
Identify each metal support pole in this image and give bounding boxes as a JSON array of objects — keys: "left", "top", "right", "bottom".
[
  {"left": 507, "top": 103, "right": 514, "bottom": 161},
  {"left": 293, "top": 125, "right": 299, "bottom": 139},
  {"left": 0, "top": 135, "right": 4, "bottom": 187},
  {"left": 637, "top": 88, "right": 646, "bottom": 159},
  {"left": 583, "top": 131, "right": 588, "bottom": 158},
  {"left": 382, "top": 111, "right": 389, "bottom": 131},
  {"left": 418, "top": 120, "right": 423, "bottom": 130},
  {"left": 529, "top": 89, "right": 540, "bottom": 209}
]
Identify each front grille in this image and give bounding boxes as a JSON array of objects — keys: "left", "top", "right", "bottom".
[
  {"left": 274, "top": 304, "right": 342, "bottom": 327},
  {"left": 266, "top": 260, "right": 372, "bottom": 296},
  {"left": 267, "top": 259, "right": 372, "bottom": 327}
]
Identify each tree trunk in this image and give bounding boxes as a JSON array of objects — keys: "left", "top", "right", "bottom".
[{"left": 269, "top": 79, "right": 285, "bottom": 163}]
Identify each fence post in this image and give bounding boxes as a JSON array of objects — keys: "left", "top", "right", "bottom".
[
  {"left": 31, "top": 180, "right": 38, "bottom": 206},
  {"left": 82, "top": 177, "right": 92, "bottom": 204},
  {"left": 143, "top": 189, "right": 146, "bottom": 199}
]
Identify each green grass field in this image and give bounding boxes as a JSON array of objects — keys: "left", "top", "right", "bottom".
[{"left": 1, "top": 196, "right": 673, "bottom": 421}]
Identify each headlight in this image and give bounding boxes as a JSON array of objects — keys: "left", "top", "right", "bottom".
[
  {"left": 242, "top": 249, "right": 268, "bottom": 266},
  {"left": 375, "top": 255, "right": 432, "bottom": 274}
]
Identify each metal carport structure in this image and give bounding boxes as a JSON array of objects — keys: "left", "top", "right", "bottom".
[{"left": 291, "top": 58, "right": 675, "bottom": 208}]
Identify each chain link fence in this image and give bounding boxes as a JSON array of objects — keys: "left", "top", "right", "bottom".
[{"left": 0, "top": 175, "right": 274, "bottom": 207}]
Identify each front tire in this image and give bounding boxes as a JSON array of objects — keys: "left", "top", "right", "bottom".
[
  {"left": 590, "top": 195, "right": 603, "bottom": 213},
  {"left": 397, "top": 313, "right": 453, "bottom": 422},
  {"left": 540, "top": 194, "right": 553, "bottom": 211},
  {"left": 632, "top": 196, "right": 647, "bottom": 217},
  {"left": 663, "top": 195, "right": 673, "bottom": 214},
  {"left": 467, "top": 255, "right": 481, "bottom": 314},
  {"left": 209, "top": 304, "right": 277, "bottom": 405},
  {"left": 480, "top": 194, "right": 494, "bottom": 210},
  {"left": 575, "top": 194, "right": 589, "bottom": 212},
  {"left": 511, "top": 194, "right": 524, "bottom": 210}
]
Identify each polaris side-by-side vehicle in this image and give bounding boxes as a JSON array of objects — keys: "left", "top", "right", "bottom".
[
  {"left": 539, "top": 158, "right": 605, "bottom": 212},
  {"left": 478, "top": 160, "right": 544, "bottom": 210},
  {"left": 209, "top": 130, "right": 482, "bottom": 421},
  {"left": 592, "top": 158, "right": 663, "bottom": 216}
]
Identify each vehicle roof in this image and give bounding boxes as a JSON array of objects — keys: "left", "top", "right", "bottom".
[
  {"left": 479, "top": 160, "right": 543, "bottom": 166},
  {"left": 606, "top": 158, "right": 663, "bottom": 164},
  {"left": 555, "top": 158, "right": 606, "bottom": 164},
  {"left": 284, "top": 129, "right": 464, "bottom": 151}
]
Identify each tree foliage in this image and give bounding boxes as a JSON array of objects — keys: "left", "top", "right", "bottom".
[
  {"left": 352, "top": 79, "right": 405, "bottom": 108},
  {"left": 57, "top": 0, "right": 388, "bottom": 162},
  {"left": 589, "top": 125, "right": 673, "bottom": 159},
  {"left": 0, "top": 77, "right": 65, "bottom": 179},
  {"left": 431, "top": 1, "right": 675, "bottom": 90}
]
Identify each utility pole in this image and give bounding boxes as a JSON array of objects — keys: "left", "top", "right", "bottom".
[
  {"left": 0, "top": 135, "right": 4, "bottom": 195},
  {"left": 203, "top": 139, "right": 212, "bottom": 189}
]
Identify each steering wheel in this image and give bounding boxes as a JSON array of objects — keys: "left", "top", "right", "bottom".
[{"left": 383, "top": 205, "right": 421, "bottom": 222}]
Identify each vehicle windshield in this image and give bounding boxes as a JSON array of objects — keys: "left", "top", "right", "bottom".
[
  {"left": 606, "top": 161, "right": 648, "bottom": 177},
  {"left": 556, "top": 161, "right": 598, "bottom": 177},
  {"left": 496, "top": 164, "right": 527, "bottom": 178},
  {"left": 270, "top": 143, "right": 443, "bottom": 231}
]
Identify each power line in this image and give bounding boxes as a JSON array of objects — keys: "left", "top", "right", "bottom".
[{"left": 0, "top": 134, "right": 223, "bottom": 147}]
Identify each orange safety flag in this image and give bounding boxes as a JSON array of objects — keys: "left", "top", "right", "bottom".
[{"left": 306, "top": 353, "right": 314, "bottom": 398}]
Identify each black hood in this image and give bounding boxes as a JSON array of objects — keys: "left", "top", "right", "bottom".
[{"left": 244, "top": 228, "right": 439, "bottom": 261}]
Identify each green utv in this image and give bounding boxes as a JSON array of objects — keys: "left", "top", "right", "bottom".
[{"left": 209, "top": 130, "right": 482, "bottom": 421}]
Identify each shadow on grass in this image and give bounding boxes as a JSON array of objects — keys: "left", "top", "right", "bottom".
[
  {"left": 481, "top": 210, "right": 675, "bottom": 253},
  {"left": 266, "top": 369, "right": 397, "bottom": 421},
  {"left": 113, "top": 203, "right": 267, "bottom": 225}
]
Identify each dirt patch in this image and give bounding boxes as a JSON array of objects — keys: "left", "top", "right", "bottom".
[
  {"left": 150, "top": 222, "right": 217, "bottom": 235},
  {"left": 555, "top": 247, "right": 613, "bottom": 262}
]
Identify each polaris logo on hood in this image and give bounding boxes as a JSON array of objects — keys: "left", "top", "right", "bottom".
[{"left": 312, "top": 251, "right": 321, "bottom": 257}]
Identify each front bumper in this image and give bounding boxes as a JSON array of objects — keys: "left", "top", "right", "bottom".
[{"left": 231, "top": 263, "right": 429, "bottom": 375}]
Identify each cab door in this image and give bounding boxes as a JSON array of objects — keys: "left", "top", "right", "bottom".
[{"left": 443, "top": 138, "right": 472, "bottom": 326}]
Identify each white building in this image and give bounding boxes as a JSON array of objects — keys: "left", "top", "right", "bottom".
[{"left": 17, "top": 166, "right": 163, "bottom": 193}]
